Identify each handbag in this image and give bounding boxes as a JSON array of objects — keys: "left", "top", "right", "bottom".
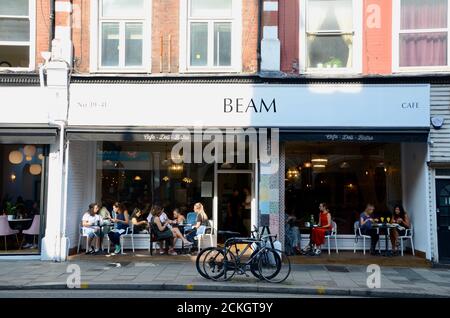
[{"left": 157, "top": 227, "right": 173, "bottom": 240}]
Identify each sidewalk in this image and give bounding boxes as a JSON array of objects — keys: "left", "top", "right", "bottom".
[{"left": 0, "top": 258, "right": 449, "bottom": 297}]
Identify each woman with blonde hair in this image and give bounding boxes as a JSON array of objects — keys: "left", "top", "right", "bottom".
[{"left": 186, "top": 202, "right": 209, "bottom": 244}]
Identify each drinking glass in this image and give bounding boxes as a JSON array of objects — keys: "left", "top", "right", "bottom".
[{"left": 380, "top": 217, "right": 384, "bottom": 223}]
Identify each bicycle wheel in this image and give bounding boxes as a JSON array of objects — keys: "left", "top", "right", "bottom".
[
  {"left": 258, "top": 248, "right": 291, "bottom": 283},
  {"left": 202, "top": 247, "right": 236, "bottom": 281},
  {"left": 249, "top": 250, "right": 263, "bottom": 280},
  {"left": 195, "top": 247, "right": 217, "bottom": 279}
]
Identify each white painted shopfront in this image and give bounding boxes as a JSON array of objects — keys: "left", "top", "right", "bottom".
[{"left": 64, "top": 83, "right": 432, "bottom": 258}]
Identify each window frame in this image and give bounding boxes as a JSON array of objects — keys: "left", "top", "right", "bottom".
[
  {"left": 0, "top": 0, "right": 36, "bottom": 71},
  {"left": 179, "top": 0, "right": 242, "bottom": 73},
  {"left": 299, "top": 0, "right": 363, "bottom": 74},
  {"left": 392, "top": 0, "right": 450, "bottom": 73},
  {"left": 90, "top": 0, "right": 151, "bottom": 73}
]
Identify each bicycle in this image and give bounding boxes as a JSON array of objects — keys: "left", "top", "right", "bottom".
[{"left": 196, "top": 228, "right": 291, "bottom": 283}]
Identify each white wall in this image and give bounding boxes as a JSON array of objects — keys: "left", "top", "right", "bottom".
[
  {"left": 65, "top": 141, "right": 97, "bottom": 250},
  {"left": 402, "top": 143, "right": 430, "bottom": 258}
]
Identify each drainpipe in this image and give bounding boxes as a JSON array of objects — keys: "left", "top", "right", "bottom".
[
  {"left": 257, "top": 0, "right": 263, "bottom": 74},
  {"left": 49, "top": 0, "right": 55, "bottom": 51},
  {"left": 49, "top": 120, "right": 66, "bottom": 262}
]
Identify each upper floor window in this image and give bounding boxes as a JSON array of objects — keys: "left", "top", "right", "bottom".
[
  {"left": 301, "top": 0, "right": 362, "bottom": 73},
  {"left": 93, "top": 0, "right": 151, "bottom": 72},
  {"left": 0, "top": 0, "right": 35, "bottom": 70},
  {"left": 395, "top": 0, "right": 449, "bottom": 70},
  {"left": 181, "top": 0, "right": 242, "bottom": 72}
]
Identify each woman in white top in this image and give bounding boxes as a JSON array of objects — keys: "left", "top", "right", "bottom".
[{"left": 81, "top": 203, "right": 101, "bottom": 254}]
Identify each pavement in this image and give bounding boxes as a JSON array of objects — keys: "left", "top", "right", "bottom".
[{"left": 0, "top": 258, "right": 449, "bottom": 298}]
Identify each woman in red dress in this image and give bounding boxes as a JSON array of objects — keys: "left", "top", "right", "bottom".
[{"left": 311, "top": 203, "right": 332, "bottom": 255}]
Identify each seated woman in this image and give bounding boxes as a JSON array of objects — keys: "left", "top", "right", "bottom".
[
  {"left": 172, "top": 208, "right": 186, "bottom": 224},
  {"left": 359, "top": 203, "right": 380, "bottom": 255},
  {"left": 150, "top": 205, "right": 192, "bottom": 255},
  {"left": 310, "top": 203, "right": 332, "bottom": 256},
  {"left": 390, "top": 205, "right": 410, "bottom": 255},
  {"left": 168, "top": 208, "right": 187, "bottom": 235},
  {"left": 131, "top": 208, "right": 149, "bottom": 233},
  {"left": 186, "top": 202, "right": 209, "bottom": 245},
  {"left": 285, "top": 210, "right": 301, "bottom": 255},
  {"left": 107, "top": 202, "right": 129, "bottom": 254},
  {"left": 81, "top": 203, "right": 101, "bottom": 254}
]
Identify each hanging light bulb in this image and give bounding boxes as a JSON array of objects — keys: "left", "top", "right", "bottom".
[
  {"left": 29, "top": 164, "right": 42, "bottom": 175},
  {"left": 9, "top": 151, "right": 23, "bottom": 164},
  {"left": 24, "top": 145, "right": 36, "bottom": 157}
]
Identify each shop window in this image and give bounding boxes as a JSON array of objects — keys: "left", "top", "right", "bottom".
[
  {"left": 94, "top": 0, "right": 151, "bottom": 72},
  {"left": 0, "top": 144, "right": 45, "bottom": 254},
  {"left": 181, "top": 0, "right": 241, "bottom": 72},
  {"left": 285, "top": 142, "right": 402, "bottom": 234},
  {"left": 395, "top": 0, "right": 449, "bottom": 70},
  {"left": 0, "top": 0, "right": 34, "bottom": 69},
  {"left": 96, "top": 142, "right": 214, "bottom": 220},
  {"left": 301, "top": 0, "right": 362, "bottom": 73}
]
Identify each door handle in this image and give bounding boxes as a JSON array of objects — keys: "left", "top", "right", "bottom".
[{"left": 436, "top": 209, "right": 440, "bottom": 213}]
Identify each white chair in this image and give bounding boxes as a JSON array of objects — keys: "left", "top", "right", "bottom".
[
  {"left": 399, "top": 224, "right": 415, "bottom": 256},
  {"left": 121, "top": 224, "right": 151, "bottom": 253},
  {"left": 21, "top": 215, "right": 40, "bottom": 248},
  {"left": 197, "top": 220, "right": 217, "bottom": 252},
  {"left": 77, "top": 226, "right": 90, "bottom": 254},
  {"left": 0, "top": 215, "right": 19, "bottom": 251},
  {"left": 325, "top": 221, "right": 338, "bottom": 254},
  {"left": 120, "top": 224, "right": 135, "bottom": 254},
  {"left": 353, "top": 221, "right": 380, "bottom": 255}
]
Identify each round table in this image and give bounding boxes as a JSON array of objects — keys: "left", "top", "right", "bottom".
[
  {"left": 373, "top": 223, "right": 398, "bottom": 257},
  {"left": 8, "top": 218, "right": 33, "bottom": 231}
]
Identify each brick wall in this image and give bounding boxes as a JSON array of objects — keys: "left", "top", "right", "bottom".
[
  {"left": 69, "top": 0, "right": 259, "bottom": 74},
  {"left": 72, "top": 0, "right": 89, "bottom": 73},
  {"left": 36, "top": 0, "right": 51, "bottom": 68},
  {"left": 152, "top": 0, "right": 179, "bottom": 73},
  {"left": 242, "top": 0, "right": 258, "bottom": 73},
  {"left": 363, "top": 0, "right": 392, "bottom": 75},
  {"left": 279, "top": 0, "right": 299, "bottom": 73}
]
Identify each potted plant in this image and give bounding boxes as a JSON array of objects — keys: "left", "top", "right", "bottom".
[
  {"left": 324, "top": 57, "right": 343, "bottom": 68},
  {"left": 5, "top": 201, "right": 16, "bottom": 220}
]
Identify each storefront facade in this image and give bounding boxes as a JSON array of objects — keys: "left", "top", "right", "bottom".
[
  {"left": 429, "top": 83, "right": 450, "bottom": 264},
  {"left": 64, "top": 80, "right": 432, "bottom": 257},
  {"left": 0, "top": 79, "right": 62, "bottom": 260}
]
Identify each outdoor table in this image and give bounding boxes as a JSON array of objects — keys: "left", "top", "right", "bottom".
[
  {"left": 373, "top": 223, "right": 397, "bottom": 257},
  {"left": 8, "top": 218, "right": 33, "bottom": 231}
]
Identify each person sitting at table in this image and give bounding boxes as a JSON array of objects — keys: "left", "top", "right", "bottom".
[
  {"left": 107, "top": 202, "right": 129, "bottom": 255},
  {"left": 81, "top": 203, "right": 102, "bottom": 254},
  {"left": 285, "top": 209, "right": 301, "bottom": 255},
  {"left": 131, "top": 208, "right": 149, "bottom": 234},
  {"left": 150, "top": 205, "right": 184, "bottom": 255},
  {"left": 172, "top": 208, "right": 186, "bottom": 224},
  {"left": 390, "top": 205, "right": 410, "bottom": 255},
  {"left": 359, "top": 203, "right": 380, "bottom": 255},
  {"left": 98, "top": 204, "right": 113, "bottom": 233},
  {"left": 310, "top": 203, "right": 332, "bottom": 256},
  {"left": 186, "top": 202, "right": 209, "bottom": 245},
  {"left": 168, "top": 208, "right": 187, "bottom": 234}
]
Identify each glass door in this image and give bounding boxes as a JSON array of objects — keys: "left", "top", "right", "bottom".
[{"left": 214, "top": 168, "right": 254, "bottom": 239}]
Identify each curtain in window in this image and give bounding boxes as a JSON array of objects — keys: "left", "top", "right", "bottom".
[
  {"left": 400, "top": 33, "right": 447, "bottom": 67},
  {"left": 401, "top": 0, "right": 447, "bottom": 29},
  {"left": 400, "top": 0, "right": 448, "bottom": 67}
]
